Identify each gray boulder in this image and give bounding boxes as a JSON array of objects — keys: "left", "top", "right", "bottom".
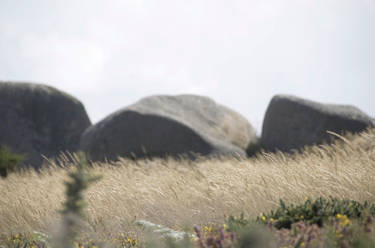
[
  {"left": 80, "top": 94, "right": 257, "bottom": 161},
  {"left": 0, "top": 82, "right": 91, "bottom": 169},
  {"left": 261, "top": 94, "right": 375, "bottom": 152}
]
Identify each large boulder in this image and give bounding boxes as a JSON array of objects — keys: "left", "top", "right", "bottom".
[
  {"left": 261, "top": 94, "right": 375, "bottom": 152},
  {"left": 0, "top": 82, "right": 91, "bottom": 169},
  {"left": 80, "top": 94, "right": 257, "bottom": 161}
]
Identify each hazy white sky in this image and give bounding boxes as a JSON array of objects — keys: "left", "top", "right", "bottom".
[{"left": 1, "top": 0, "right": 374, "bottom": 133}]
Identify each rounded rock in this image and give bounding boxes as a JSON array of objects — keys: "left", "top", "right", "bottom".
[
  {"left": 0, "top": 81, "right": 91, "bottom": 169},
  {"left": 80, "top": 94, "right": 257, "bottom": 161}
]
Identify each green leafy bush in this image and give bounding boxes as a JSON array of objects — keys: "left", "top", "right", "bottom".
[
  {"left": 257, "top": 197, "right": 375, "bottom": 229},
  {"left": 0, "top": 145, "right": 25, "bottom": 178}
]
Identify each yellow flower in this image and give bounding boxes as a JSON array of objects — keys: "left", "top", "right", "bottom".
[
  {"left": 123, "top": 237, "right": 138, "bottom": 246},
  {"left": 300, "top": 241, "right": 305, "bottom": 247},
  {"left": 300, "top": 215, "right": 304, "bottom": 220},
  {"left": 260, "top": 213, "right": 267, "bottom": 222},
  {"left": 336, "top": 214, "right": 351, "bottom": 227},
  {"left": 203, "top": 226, "right": 213, "bottom": 233}
]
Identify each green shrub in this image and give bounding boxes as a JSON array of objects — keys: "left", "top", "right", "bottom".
[
  {"left": 225, "top": 213, "right": 254, "bottom": 232},
  {"left": 0, "top": 145, "right": 25, "bottom": 178},
  {"left": 257, "top": 197, "right": 375, "bottom": 229},
  {"left": 0, "top": 231, "right": 48, "bottom": 247},
  {"left": 54, "top": 151, "right": 102, "bottom": 248}
]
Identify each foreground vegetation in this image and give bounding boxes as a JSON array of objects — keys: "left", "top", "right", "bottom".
[
  {"left": 1, "top": 196, "right": 375, "bottom": 247},
  {"left": 0, "top": 129, "right": 374, "bottom": 247}
]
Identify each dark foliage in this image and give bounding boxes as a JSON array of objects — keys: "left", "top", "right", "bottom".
[{"left": 0, "top": 145, "right": 25, "bottom": 178}]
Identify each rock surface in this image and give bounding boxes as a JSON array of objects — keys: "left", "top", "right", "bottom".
[
  {"left": 261, "top": 94, "right": 375, "bottom": 152},
  {"left": 0, "top": 82, "right": 91, "bottom": 168},
  {"left": 135, "top": 220, "right": 197, "bottom": 240},
  {"left": 80, "top": 94, "right": 257, "bottom": 161}
]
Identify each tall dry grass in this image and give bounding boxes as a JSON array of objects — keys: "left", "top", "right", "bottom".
[{"left": 0, "top": 129, "right": 374, "bottom": 240}]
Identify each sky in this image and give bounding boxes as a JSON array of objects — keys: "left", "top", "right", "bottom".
[{"left": 0, "top": 0, "right": 374, "bottom": 133}]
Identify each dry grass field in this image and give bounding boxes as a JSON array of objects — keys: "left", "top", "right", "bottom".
[{"left": 1, "top": 128, "right": 374, "bottom": 244}]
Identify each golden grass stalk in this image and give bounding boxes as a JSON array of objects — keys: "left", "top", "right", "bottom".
[{"left": 0, "top": 128, "right": 374, "bottom": 241}]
